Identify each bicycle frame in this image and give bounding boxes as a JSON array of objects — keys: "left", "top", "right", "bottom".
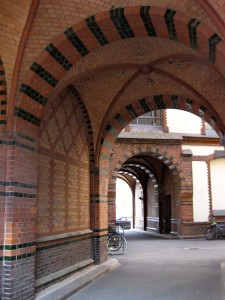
[{"left": 204, "top": 218, "right": 225, "bottom": 240}]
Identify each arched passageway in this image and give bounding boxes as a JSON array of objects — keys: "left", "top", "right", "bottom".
[
  {"left": 109, "top": 145, "right": 184, "bottom": 237},
  {"left": 1, "top": 2, "right": 225, "bottom": 299}
]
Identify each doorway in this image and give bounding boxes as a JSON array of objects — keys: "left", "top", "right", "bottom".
[{"left": 159, "top": 195, "right": 172, "bottom": 234}]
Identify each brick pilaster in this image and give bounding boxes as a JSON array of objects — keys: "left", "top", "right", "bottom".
[
  {"left": 91, "top": 165, "right": 109, "bottom": 265},
  {"left": 1, "top": 131, "right": 37, "bottom": 300}
]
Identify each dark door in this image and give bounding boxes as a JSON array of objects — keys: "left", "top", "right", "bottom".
[{"left": 159, "top": 195, "right": 171, "bottom": 234}]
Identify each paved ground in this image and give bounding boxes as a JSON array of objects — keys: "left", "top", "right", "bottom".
[
  {"left": 36, "top": 230, "right": 225, "bottom": 300},
  {"left": 68, "top": 230, "right": 225, "bottom": 300}
]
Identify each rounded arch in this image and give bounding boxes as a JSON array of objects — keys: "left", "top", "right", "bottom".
[
  {"left": 108, "top": 143, "right": 191, "bottom": 234},
  {"left": 113, "top": 145, "right": 183, "bottom": 181},
  {"left": 12, "top": 5, "right": 225, "bottom": 138},
  {"left": 100, "top": 96, "right": 223, "bottom": 168}
]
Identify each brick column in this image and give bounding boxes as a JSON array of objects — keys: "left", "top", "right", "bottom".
[
  {"left": 0, "top": 135, "right": 7, "bottom": 297},
  {"left": 108, "top": 176, "right": 116, "bottom": 226},
  {"left": 1, "top": 132, "right": 37, "bottom": 300},
  {"left": 91, "top": 165, "right": 109, "bottom": 265}
]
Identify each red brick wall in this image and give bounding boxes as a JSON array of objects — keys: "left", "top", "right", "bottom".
[
  {"left": 36, "top": 90, "right": 92, "bottom": 282},
  {"left": 38, "top": 91, "right": 90, "bottom": 236},
  {"left": 1, "top": 131, "right": 38, "bottom": 300}
]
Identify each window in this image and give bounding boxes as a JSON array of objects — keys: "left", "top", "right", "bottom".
[{"left": 131, "top": 111, "right": 162, "bottom": 126}]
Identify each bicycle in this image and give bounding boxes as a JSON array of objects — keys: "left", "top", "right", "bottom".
[
  {"left": 107, "top": 223, "right": 127, "bottom": 255},
  {"left": 204, "top": 218, "right": 225, "bottom": 240}
]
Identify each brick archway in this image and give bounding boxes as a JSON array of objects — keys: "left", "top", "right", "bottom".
[
  {"left": 99, "top": 96, "right": 223, "bottom": 169},
  {"left": 113, "top": 145, "right": 183, "bottom": 178},
  {"left": 12, "top": 5, "right": 225, "bottom": 138},
  {"left": 107, "top": 143, "right": 191, "bottom": 236}
]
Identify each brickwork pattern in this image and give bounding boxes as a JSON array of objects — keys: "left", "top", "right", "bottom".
[
  {"left": 2, "top": 257, "right": 35, "bottom": 300},
  {"left": 0, "top": 131, "right": 38, "bottom": 299},
  {"left": 2, "top": 256, "right": 35, "bottom": 300},
  {"left": 13, "top": 4, "right": 225, "bottom": 147},
  {"left": 14, "top": 0, "right": 222, "bottom": 88},
  {"left": 38, "top": 90, "right": 90, "bottom": 236},
  {"left": 35, "top": 236, "right": 92, "bottom": 289}
]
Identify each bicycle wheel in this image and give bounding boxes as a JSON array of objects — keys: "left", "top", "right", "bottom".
[
  {"left": 204, "top": 226, "right": 216, "bottom": 240},
  {"left": 107, "top": 235, "right": 127, "bottom": 255}
]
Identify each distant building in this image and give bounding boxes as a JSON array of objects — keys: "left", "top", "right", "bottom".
[{"left": 110, "top": 109, "right": 225, "bottom": 238}]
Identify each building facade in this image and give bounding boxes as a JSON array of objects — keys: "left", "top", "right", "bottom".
[{"left": 111, "top": 109, "right": 225, "bottom": 238}]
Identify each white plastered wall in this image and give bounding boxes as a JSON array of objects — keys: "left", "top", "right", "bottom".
[
  {"left": 192, "top": 161, "right": 210, "bottom": 222},
  {"left": 210, "top": 158, "right": 225, "bottom": 211},
  {"left": 167, "top": 109, "right": 201, "bottom": 134}
]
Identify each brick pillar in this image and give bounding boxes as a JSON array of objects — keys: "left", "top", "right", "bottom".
[
  {"left": 108, "top": 176, "right": 116, "bottom": 226},
  {"left": 0, "top": 135, "right": 7, "bottom": 297},
  {"left": 1, "top": 132, "right": 37, "bottom": 300},
  {"left": 91, "top": 165, "right": 109, "bottom": 265}
]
